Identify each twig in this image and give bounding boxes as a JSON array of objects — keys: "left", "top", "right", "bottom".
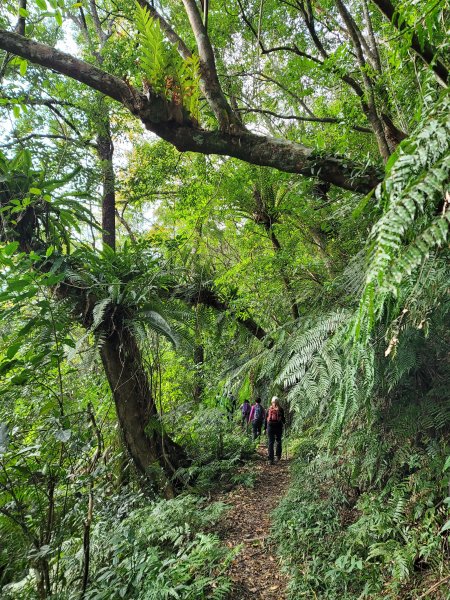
[{"left": 416, "top": 574, "right": 450, "bottom": 599}]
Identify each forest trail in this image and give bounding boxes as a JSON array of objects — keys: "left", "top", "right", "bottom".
[{"left": 217, "top": 444, "right": 291, "bottom": 599}]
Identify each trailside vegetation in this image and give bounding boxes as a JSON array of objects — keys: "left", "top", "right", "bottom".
[{"left": 0, "top": 0, "right": 449, "bottom": 598}]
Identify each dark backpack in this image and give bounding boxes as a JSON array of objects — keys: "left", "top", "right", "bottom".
[
  {"left": 253, "top": 404, "right": 263, "bottom": 422},
  {"left": 267, "top": 407, "right": 282, "bottom": 423}
]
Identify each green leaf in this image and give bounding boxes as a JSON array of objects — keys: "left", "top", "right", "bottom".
[
  {"left": 54, "top": 10, "right": 63, "bottom": 26},
  {"left": 55, "top": 429, "right": 71, "bottom": 443},
  {"left": 440, "top": 518, "right": 450, "bottom": 534},
  {"left": 13, "top": 105, "right": 20, "bottom": 118},
  {"left": 19, "top": 60, "right": 27, "bottom": 76},
  {"left": 11, "top": 371, "right": 28, "bottom": 385},
  {"left": 3, "top": 241, "right": 19, "bottom": 256},
  {"left": 29, "top": 187, "right": 41, "bottom": 195},
  {"left": 6, "top": 343, "right": 21, "bottom": 360},
  {"left": 36, "top": 0, "right": 47, "bottom": 9},
  {"left": 8, "top": 278, "right": 31, "bottom": 292},
  {"left": 43, "top": 272, "right": 65, "bottom": 286}
]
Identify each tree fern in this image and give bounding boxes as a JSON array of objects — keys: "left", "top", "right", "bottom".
[{"left": 277, "top": 310, "right": 349, "bottom": 387}]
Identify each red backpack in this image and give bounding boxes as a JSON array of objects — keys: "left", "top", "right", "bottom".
[{"left": 267, "top": 407, "right": 282, "bottom": 423}]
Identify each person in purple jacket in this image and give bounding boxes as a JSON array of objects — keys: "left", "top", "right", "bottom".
[
  {"left": 248, "top": 398, "right": 265, "bottom": 441},
  {"left": 240, "top": 399, "right": 251, "bottom": 429}
]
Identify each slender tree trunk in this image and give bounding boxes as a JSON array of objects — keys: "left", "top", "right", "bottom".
[
  {"left": 269, "top": 230, "right": 300, "bottom": 320},
  {"left": 193, "top": 343, "right": 205, "bottom": 402},
  {"left": 96, "top": 98, "right": 116, "bottom": 251}
]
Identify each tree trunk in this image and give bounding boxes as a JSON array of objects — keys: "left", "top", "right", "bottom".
[
  {"left": 381, "top": 113, "right": 407, "bottom": 152},
  {"left": 91, "top": 90, "right": 187, "bottom": 493},
  {"left": 269, "top": 229, "right": 300, "bottom": 320},
  {"left": 99, "top": 324, "right": 187, "bottom": 497},
  {"left": 193, "top": 343, "right": 205, "bottom": 402},
  {"left": 96, "top": 101, "right": 116, "bottom": 251}
]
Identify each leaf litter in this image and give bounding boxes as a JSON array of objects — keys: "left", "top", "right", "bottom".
[{"left": 214, "top": 443, "right": 291, "bottom": 599}]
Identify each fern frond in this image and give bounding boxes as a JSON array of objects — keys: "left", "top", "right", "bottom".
[
  {"left": 354, "top": 93, "right": 450, "bottom": 342},
  {"left": 135, "top": 1, "right": 167, "bottom": 94},
  {"left": 91, "top": 298, "right": 111, "bottom": 331}
]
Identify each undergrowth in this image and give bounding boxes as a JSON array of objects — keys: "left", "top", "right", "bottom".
[
  {"left": 272, "top": 398, "right": 450, "bottom": 599},
  {"left": 175, "top": 408, "right": 255, "bottom": 492},
  {"left": 2, "top": 493, "right": 236, "bottom": 600}
]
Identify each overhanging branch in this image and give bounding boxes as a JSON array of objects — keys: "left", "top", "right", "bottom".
[{"left": 0, "top": 30, "right": 382, "bottom": 193}]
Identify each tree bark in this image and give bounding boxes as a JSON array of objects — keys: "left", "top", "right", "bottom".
[
  {"left": 193, "top": 343, "right": 205, "bottom": 402},
  {"left": 268, "top": 229, "right": 300, "bottom": 320},
  {"left": 99, "top": 323, "right": 187, "bottom": 496},
  {"left": 182, "top": 0, "right": 243, "bottom": 131},
  {"left": 96, "top": 100, "right": 116, "bottom": 251}
]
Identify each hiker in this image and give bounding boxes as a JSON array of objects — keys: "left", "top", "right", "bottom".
[
  {"left": 249, "top": 397, "right": 265, "bottom": 441},
  {"left": 240, "top": 399, "right": 251, "bottom": 428},
  {"left": 264, "top": 396, "right": 286, "bottom": 464}
]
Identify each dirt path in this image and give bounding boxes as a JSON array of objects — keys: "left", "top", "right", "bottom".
[{"left": 216, "top": 445, "right": 291, "bottom": 599}]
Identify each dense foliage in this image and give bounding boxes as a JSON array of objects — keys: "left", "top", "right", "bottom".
[{"left": 0, "top": 0, "right": 449, "bottom": 598}]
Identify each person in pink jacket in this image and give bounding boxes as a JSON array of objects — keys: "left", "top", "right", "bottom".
[{"left": 248, "top": 398, "right": 265, "bottom": 441}]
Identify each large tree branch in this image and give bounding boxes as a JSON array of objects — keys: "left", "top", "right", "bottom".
[
  {"left": 0, "top": 30, "right": 382, "bottom": 193},
  {"left": 156, "top": 126, "right": 381, "bottom": 192},
  {"left": 181, "top": 0, "right": 243, "bottom": 131},
  {"left": 371, "top": 0, "right": 448, "bottom": 87},
  {"left": 0, "top": 30, "right": 138, "bottom": 104},
  {"left": 177, "top": 285, "right": 268, "bottom": 341}
]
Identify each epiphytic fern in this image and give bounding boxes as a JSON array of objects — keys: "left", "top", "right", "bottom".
[
  {"left": 134, "top": 2, "right": 201, "bottom": 121},
  {"left": 180, "top": 54, "right": 201, "bottom": 122},
  {"left": 135, "top": 1, "right": 167, "bottom": 96}
]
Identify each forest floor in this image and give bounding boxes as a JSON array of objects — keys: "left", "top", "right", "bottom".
[{"left": 216, "top": 441, "right": 291, "bottom": 599}]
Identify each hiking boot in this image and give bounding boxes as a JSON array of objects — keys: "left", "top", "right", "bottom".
[
  {"left": 269, "top": 459, "right": 274, "bottom": 465},
  {"left": 276, "top": 456, "right": 281, "bottom": 462}
]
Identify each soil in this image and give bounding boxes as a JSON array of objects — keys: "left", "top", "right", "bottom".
[{"left": 216, "top": 443, "right": 291, "bottom": 600}]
